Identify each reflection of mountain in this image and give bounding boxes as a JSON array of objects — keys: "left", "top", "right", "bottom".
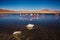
[
  {"left": 0, "top": 9, "right": 60, "bottom": 14},
  {"left": 0, "top": 9, "right": 19, "bottom": 13}
]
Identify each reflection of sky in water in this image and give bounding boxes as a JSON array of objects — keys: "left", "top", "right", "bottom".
[{"left": 0, "top": 14, "right": 60, "bottom": 27}]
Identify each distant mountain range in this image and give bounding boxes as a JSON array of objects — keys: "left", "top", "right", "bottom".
[
  {"left": 0, "top": 9, "right": 60, "bottom": 14},
  {"left": 0, "top": 9, "right": 19, "bottom": 13}
]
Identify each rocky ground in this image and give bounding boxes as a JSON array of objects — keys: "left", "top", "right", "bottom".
[{"left": 0, "top": 26, "right": 60, "bottom": 40}]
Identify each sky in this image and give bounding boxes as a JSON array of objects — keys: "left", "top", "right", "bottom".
[{"left": 0, "top": 0, "right": 60, "bottom": 11}]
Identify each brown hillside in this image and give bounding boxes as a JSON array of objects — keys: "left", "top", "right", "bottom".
[
  {"left": 0, "top": 9, "right": 60, "bottom": 14},
  {"left": 0, "top": 9, "right": 19, "bottom": 14}
]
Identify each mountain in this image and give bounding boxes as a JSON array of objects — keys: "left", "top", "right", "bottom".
[
  {"left": 0, "top": 9, "right": 60, "bottom": 14},
  {"left": 39, "top": 9, "right": 60, "bottom": 13},
  {"left": 0, "top": 9, "right": 19, "bottom": 14},
  {"left": 20, "top": 9, "right": 60, "bottom": 13}
]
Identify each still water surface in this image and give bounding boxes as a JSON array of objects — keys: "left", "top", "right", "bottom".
[{"left": 0, "top": 14, "right": 60, "bottom": 29}]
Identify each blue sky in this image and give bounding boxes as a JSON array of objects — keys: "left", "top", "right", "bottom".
[{"left": 0, "top": 0, "right": 60, "bottom": 11}]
